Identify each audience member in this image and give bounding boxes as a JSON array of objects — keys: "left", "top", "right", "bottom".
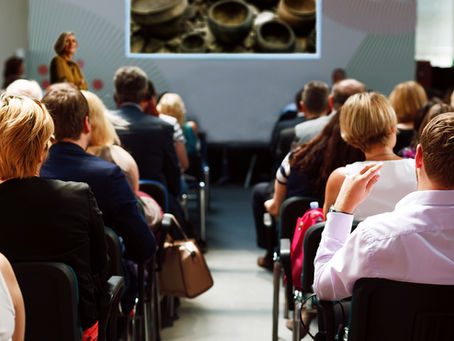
[
  {"left": 50, "top": 31, "right": 87, "bottom": 89},
  {"left": 0, "top": 253, "right": 25, "bottom": 341},
  {"left": 389, "top": 80, "right": 427, "bottom": 153},
  {"left": 314, "top": 112, "right": 454, "bottom": 300},
  {"left": 157, "top": 92, "right": 199, "bottom": 156},
  {"left": 5, "top": 79, "right": 42, "bottom": 100},
  {"left": 278, "top": 88, "right": 304, "bottom": 122},
  {"left": 254, "top": 111, "right": 364, "bottom": 270},
  {"left": 2, "top": 57, "right": 24, "bottom": 89},
  {"left": 331, "top": 68, "right": 346, "bottom": 85},
  {"left": 83, "top": 90, "right": 163, "bottom": 231},
  {"left": 294, "top": 78, "right": 365, "bottom": 144},
  {"left": 323, "top": 92, "right": 417, "bottom": 220},
  {"left": 0, "top": 94, "right": 107, "bottom": 337},
  {"left": 39, "top": 87, "right": 155, "bottom": 314},
  {"left": 112, "top": 66, "right": 188, "bottom": 231}
]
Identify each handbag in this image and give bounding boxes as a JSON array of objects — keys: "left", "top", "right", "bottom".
[{"left": 159, "top": 216, "right": 213, "bottom": 298}]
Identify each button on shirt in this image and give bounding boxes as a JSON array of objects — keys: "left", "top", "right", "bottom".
[{"left": 313, "top": 190, "right": 454, "bottom": 301}]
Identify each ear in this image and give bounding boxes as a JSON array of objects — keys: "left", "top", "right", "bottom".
[
  {"left": 83, "top": 116, "right": 91, "bottom": 134},
  {"left": 300, "top": 102, "right": 307, "bottom": 113},
  {"left": 328, "top": 95, "right": 333, "bottom": 112},
  {"left": 415, "top": 144, "right": 423, "bottom": 169}
]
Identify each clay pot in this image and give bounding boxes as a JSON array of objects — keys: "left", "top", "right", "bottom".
[
  {"left": 131, "top": 0, "right": 188, "bottom": 39},
  {"left": 256, "top": 20, "right": 295, "bottom": 53},
  {"left": 207, "top": 0, "right": 253, "bottom": 45},
  {"left": 277, "top": 0, "right": 315, "bottom": 36},
  {"left": 180, "top": 33, "right": 207, "bottom": 53}
]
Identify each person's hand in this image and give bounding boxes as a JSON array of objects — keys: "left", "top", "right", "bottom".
[
  {"left": 333, "top": 163, "right": 383, "bottom": 214},
  {"left": 264, "top": 199, "right": 279, "bottom": 218}
]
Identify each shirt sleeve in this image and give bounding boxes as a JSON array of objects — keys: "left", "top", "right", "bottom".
[
  {"left": 313, "top": 212, "right": 374, "bottom": 301},
  {"left": 276, "top": 152, "right": 291, "bottom": 185}
]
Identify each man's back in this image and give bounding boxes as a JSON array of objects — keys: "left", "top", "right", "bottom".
[
  {"left": 113, "top": 104, "right": 181, "bottom": 195},
  {"left": 41, "top": 141, "right": 155, "bottom": 263},
  {"left": 294, "top": 113, "right": 332, "bottom": 143}
]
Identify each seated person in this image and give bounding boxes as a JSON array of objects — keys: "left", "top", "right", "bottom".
[
  {"left": 389, "top": 80, "right": 427, "bottom": 154},
  {"left": 323, "top": 92, "right": 417, "bottom": 220},
  {"left": 0, "top": 253, "right": 25, "bottom": 341},
  {"left": 254, "top": 112, "right": 364, "bottom": 270},
  {"left": 314, "top": 112, "right": 454, "bottom": 300},
  {"left": 39, "top": 87, "right": 156, "bottom": 315},
  {"left": 0, "top": 94, "right": 107, "bottom": 337}
]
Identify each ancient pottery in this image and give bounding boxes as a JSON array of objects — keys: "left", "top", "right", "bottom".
[
  {"left": 277, "top": 0, "right": 315, "bottom": 36},
  {"left": 180, "top": 33, "right": 207, "bottom": 53},
  {"left": 256, "top": 20, "right": 295, "bottom": 53}
]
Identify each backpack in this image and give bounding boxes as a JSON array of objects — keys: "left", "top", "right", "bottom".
[{"left": 291, "top": 206, "right": 324, "bottom": 290}]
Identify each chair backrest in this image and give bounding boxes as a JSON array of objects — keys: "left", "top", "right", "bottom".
[
  {"left": 104, "top": 226, "right": 124, "bottom": 277},
  {"left": 12, "top": 262, "right": 81, "bottom": 341},
  {"left": 139, "top": 179, "right": 169, "bottom": 212},
  {"left": 348, "top": 278, "right": 454, "bottom": 341},
  {"left": 278, "top": 196, "right": 319, "bottom": 241}
]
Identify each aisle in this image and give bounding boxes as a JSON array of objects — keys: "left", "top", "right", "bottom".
[{"left": 160, "top": 185, "right": 315, "bottom": 341}]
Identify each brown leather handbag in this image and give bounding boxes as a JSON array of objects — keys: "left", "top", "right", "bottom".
[{"left": 159, "top": 216, "right": 213, "bottom": 298}]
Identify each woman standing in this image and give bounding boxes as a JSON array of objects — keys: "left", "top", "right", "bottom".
[{"left": 50, "top": 31, "right": 87, "bottom": 89}]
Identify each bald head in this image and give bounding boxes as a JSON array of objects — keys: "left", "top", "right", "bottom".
[{"left": 331, "top": 79, "right": 366, "bottom": 110}]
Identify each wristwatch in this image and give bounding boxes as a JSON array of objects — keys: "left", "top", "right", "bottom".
[{"left": 329, "top": 205, "right": 352, "bottom": 215}]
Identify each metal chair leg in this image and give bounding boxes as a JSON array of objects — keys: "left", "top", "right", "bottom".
[
  {"left": 272, "top": 255, "right": 281, "bottom": 341},
  {"left": 199, "top": 182, "right": 206, "bottom": 242},
  {"left": 293, "top": 291, "right": 302, "bottom": 341}
]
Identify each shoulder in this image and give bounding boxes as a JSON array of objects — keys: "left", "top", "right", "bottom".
[{"left": 327, "top": 167, "right": 346, "bottom": 185}]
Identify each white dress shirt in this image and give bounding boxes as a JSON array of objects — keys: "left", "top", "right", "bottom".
[{"left": 314, "top": 190, "right": 454, "bottom": 301}]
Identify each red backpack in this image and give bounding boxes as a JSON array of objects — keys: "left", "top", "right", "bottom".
[{"left": 291, "top": 205, "right": 324, "bottom": 290}]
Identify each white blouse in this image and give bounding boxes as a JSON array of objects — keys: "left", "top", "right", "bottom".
[{"left": 0, "top": 270, "right": 14, "bottom": 341}]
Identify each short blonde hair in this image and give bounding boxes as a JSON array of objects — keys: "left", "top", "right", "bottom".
[
  {"left": 157, "top": 93, "right": 186, "bottom": 126},
  {"left": 389, "top": 81, "right": 427, "bottom": 123},
  {"left": 54, "top": 31, "right": 76, "bottom": 55},
  {"left": 0, "top": 94, "right": 54, "bottom": 179},
  {"left": 340, "top": 92, "right": 397, "bottom": 152},
  {"left": 82, "top": 90, "right": 120, "bottom": 147}
]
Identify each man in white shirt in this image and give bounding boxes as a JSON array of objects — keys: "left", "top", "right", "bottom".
[{"left": 314, "top": 112, "right": 454, "bottom": 301}]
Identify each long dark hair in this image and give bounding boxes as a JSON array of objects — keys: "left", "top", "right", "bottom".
[{"left": 289, "top": 111, "right": 364, "bottom": 198}]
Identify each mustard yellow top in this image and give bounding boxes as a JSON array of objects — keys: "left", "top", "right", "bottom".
[{"left": 50, "top": 55, "right": 87, "bottom": 90}]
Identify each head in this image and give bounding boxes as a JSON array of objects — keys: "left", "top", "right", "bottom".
[
  {"left": 332, "top": 68, "right": 346, "bottom": 85},
  {"left": 294, "top": 87, "right": 305, "bottom": 112},
  {"left": 144, "top": 80, "right": 159, "bottom": 116},
  {"left": 416, "top": 103, "right": 453, "bottom": 142},
  {"left": 0, "top": 94, "right": 54, "bottom": 180},
  {"left": 331, "top": 78, "right": 366, "bottom": 111},
  {"left": 3, "top": 57, "right": 24, "bottom": 78},
  {"left": 6, "top": 79, "right": 43, "bottom": 101},
  {"left": 41, "top": 87, "right": 89, "bottom": 141},
  {"left": 389, "top": 81, "right": 427, "bottom": 124},
  {"left": 417, "top": 112, "right": 454, "bottom": 189},
  {"left": 82, "top": 90, "right": 120, "bottom": 148},
  {"left": 156, "top": 93, "right": 186, "bottom": 126},
  {"left": 54, "top": 31, "right": 78, "bottom": 56},
  {"left": 301, "top": 81, "right": 329, "bottom": 117},
  {"left": 290, "top": 111, "right": 364, "bottom": 198},
  {"left": 114, "top": 66, "right": 148, "bottom": 106},
  {"left": 340, "top": 92, "right": 397, "bottom": 152}
]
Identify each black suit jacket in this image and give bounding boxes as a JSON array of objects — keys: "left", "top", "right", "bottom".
[
  {"left": 0, "top": 177, "right": 107, "bottom": 329},
  {"left": 112, "top": 104, "right": 181, "bottom": 195}
]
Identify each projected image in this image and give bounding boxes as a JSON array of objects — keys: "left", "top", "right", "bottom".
[{"left": 130, "top": 0, "right": 317, "bottom": 54}]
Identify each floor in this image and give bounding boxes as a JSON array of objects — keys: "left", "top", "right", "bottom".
[{"left": 160, "top": 185, "right": 317, "bottom": 341}]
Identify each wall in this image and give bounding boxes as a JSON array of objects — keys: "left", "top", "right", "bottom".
[
  {"left": 0, "top": 0, "right": 28, "bottom": 86},
  {"left": 27, "top": 0, "right": 416, "bottom": 143}
]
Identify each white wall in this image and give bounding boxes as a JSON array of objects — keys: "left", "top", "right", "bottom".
[{"left": 0, "top": 0, "right": 28, "bottom": 86}]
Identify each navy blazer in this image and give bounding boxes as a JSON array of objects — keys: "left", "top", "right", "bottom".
[
  {"left": 40, "top": 142, "right": 156, "bottom": 262},
  {"left": 113, "top": 104, "right": 181, "bottom": 196}
]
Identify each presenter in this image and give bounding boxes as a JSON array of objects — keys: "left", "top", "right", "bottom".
[{"left": 50, "top": 31, "right": 87, "bottom": 89}]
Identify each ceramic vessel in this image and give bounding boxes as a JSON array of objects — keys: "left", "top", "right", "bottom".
[
  {"left": 131, "top": 0, "right": 188, "bottom": 39},
  {"left": 207, "top": 0, "right": 253, "bottom": 45},
  {"left": 180, "top": 33, "right": 207, "bottom": 53},
  {"left": 256, "top": 20, "right": 295, "bottom": 53},
  {"left": 277, "top": 0, "right": 315, "bottom": 36}
]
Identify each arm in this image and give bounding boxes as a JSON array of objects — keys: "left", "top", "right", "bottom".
[
  {"left": 162, "top": 126, "right": 181, "bottom": 196},
  {"left": 74, "top": 63, "right": 87, "bottom": 90},
  {"left": 0, "top": 254, "right": 25, "bottom": 341},
  {"left": 313, "top": 163, "right": 382, "bottom": 300},
  {"left": 50, "top": 56, "right": 70, "bottom": 84},
  {"left": 322, "top": 167, "right": 346, "bottom": 217},
  {"left": 264, "top": 180, "right": 287, "bottom": 218},
  {"left": 175, "top": 141, "right": 189, "bottom": 172}
]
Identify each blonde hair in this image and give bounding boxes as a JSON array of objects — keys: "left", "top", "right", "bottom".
[
  {"left": 0, "top": 94, "right": 54, "bottom": 179},
  {"left": 340, "top": 92, "right": 397, "bottom": 152},
  {"left": 157, "top": 93, "right": 186, "bottom": 126},
  {"left": 82, "top": 90, "right": 120, "bottom": 147},
  {"left": 389, "top": 81, "right": 427, "bottom": 123},
  {"left": 450, "top": 90, "right": 454, "bottom": 108}
]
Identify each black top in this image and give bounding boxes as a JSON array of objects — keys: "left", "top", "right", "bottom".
[{"left": 0, "top": 177, "right": 107, "bottom": 329}]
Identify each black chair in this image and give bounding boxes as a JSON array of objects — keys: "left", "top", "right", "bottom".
[
  {"left": 139, "top": 179, "right": 169, "bottom": 212},
  {"left": 272, "top": 196, "right": 320, "bottom": 341},
  {"left": 12, "top": 262, "right": 81, "bottom": 341}
]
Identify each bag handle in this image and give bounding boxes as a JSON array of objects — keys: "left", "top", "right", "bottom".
[{"left": 163, "top": 213, "right": 189, "bottom": 241}]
